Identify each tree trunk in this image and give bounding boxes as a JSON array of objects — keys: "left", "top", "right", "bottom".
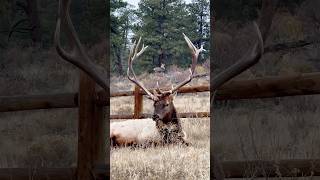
[
  {"left": 198, "top": 9, "right": 204, "bottom": 47},
  {"left": 112, "top": 44, "right": 123, "bottom": 75}
]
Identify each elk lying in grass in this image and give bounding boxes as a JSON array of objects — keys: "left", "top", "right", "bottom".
[
  {"left": 110, "top": 21, "right": 264, "bottom": 147},
  {"left": 54, "top": 0, "right": 264, "bottom": 148},
  {"left": 111, "top": 34, "right": 204, "bottom": 147}
]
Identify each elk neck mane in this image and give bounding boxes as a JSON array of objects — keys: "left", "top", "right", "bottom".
[{"left": 154, "top": 105, "right": 184, "bottom": 144}]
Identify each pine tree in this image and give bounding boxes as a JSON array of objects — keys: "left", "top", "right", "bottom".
[
  {"left": 111, "top": 0, "right": 133, "bottom": 74},
  {"left": 189, "top": 0, "right": 210, "bottom": 48},
  {"left": 134, "top": 0, "right": 196, "bottom": 72}
]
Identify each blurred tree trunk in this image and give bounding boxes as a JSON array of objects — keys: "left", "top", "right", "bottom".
[
  {"left": 26, "top": 0, "right": 41, "bottom": 44},
  {"left": 112, "top": 44, "right": 123, "bottom": 75},
  {"left": 157, "top": 0, "right": 166, "bottom": 67}
]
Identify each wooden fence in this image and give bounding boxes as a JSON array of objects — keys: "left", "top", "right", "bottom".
[{"left": 1, "top": 72, "right": 320, "bottom": 179}]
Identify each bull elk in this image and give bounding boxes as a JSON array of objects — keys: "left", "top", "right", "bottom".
[
  {"left": 54, "top": 0, "right": 264, "bottom": 147},
  {"left": 111, "top": 34, "right": 205, "bottom": 147}
]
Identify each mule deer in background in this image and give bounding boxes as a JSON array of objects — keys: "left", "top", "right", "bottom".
[
  {"left": 54, "top": 0, "right": 264, "bottom": 147},
  {"left": 153, "top": 63, "right": 166, "bottom": 73}
]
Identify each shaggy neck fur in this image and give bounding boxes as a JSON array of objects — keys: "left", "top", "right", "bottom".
[{"left": 154, "top": 106, "right": 184, "bottom": 144}]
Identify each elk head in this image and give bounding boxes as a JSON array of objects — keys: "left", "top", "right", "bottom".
[
  {"left": 127, "top": 34, "right": 205, "bottom": 122},
  {"left": 151, "top": 91, "right": 176, "bottom": 123}
]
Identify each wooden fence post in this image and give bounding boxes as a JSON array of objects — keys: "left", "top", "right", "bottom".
[
  {"left": 133, "top": 85, "right": 143, "bottom": 119},
  {"left": 77, "top": 72, "right": 106, "bottom": 179}
]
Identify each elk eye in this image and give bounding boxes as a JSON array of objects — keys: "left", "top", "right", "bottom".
[{"left": 165, "top": 103, "right": 169, "bottom": 107}]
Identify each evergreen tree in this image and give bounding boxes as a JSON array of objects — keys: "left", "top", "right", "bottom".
[
  {"left": 188, "top": 0, "right": 210, "bottom": 60},
  {"left": 134, "top": 0, "right": 198, "bottom": 73},
  {"left": 111, "top": 0, "right": 133, "bottom": 74}
]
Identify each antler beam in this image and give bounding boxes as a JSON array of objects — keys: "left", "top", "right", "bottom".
[
  {"left": 128, "top": 33, "right": 206, "bottom": 99},
  {"left": 168, "top": 33, "right": 206, "bottom": 93},
  {"left": 127, "top": 37, "right": 160, "bottom": 101},
  {"left": 54, "top": 0, "right": 109, "bottom": 91},
  {"left": 212, "top": 22, "right": 264, "bottom": 90}
]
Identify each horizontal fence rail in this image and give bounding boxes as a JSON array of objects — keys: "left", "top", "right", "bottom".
[
  {"left": 1, "top": 73, "right": 320, "bottom": 120},
  {"left": 111, "top": 112, "right": 210, "bottom": 119},
  {"left": 0, "top": 84, "right": 209, "bottom": 113},
  {"left": 222, "top": 159, "right": 320, "bottom": 178},
  {"left": 0, "top": 93, "right": 78, "bottom": 112},
  {"left": 216, "top": 72, "right": 320, "bottom": 100},
  {"left": 109, "top": 84, "right": 209, "bottom": 97}
]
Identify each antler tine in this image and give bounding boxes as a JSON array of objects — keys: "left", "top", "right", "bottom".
[
  {"left": 134, "top": 37, "right": 142, "bottom": 58},
  {"left": 156, "top": 81, "right": 164, "bottom": 94},
  {"left": 129, "top": 40, "right": 136, "bottom": 57},
  {"left": 54, "top": 0, "right": 109, "bottom": 91},
  {"left": 212, "top": 21, "right": 264, "bottom": 90},
  {"left": 127, "top": 38, "right": 158, "bottom": 101},
  {"left": 167, "top": 33, "right": 205, "bottom": 94}
]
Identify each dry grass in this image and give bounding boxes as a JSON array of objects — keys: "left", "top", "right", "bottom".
[
  {"left": 110, "top": 118, "right": 210, "bottom": 180},
  {"left": 214, "top": 96, "right": 320, "bottom": 161},
  {"left": 0, "top": 109, "right": 77, "bottom": 168},
  {"left": 110, "top": 76, "right": 210, "bottom": 180}
]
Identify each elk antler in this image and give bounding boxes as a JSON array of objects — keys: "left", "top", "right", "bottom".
[
  {"left": 160, "top": 33, "right": 205, "bottom": 95},
  {"left": 212, "top": 22, "right": 264, "bottom": 90},
  {"left": 127, "top": 37, "right": 159, "bottom": 101},
  {"left": 54, "top": 0, "right": 109, "bottom": 91}
]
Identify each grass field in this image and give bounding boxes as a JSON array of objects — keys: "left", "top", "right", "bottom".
[
  {"left": 110, "top": 118, "right": 210, "bottom": 180},
  {"left": 214, "top": 96, "right": 320, "bottom": 161},
  {"left": 110, "top": 79, "right": 210, "bottom": 180}
]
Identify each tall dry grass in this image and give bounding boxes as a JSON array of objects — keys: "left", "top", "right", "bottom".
[
  {"left": 111, "top": 118, "right": 210, "bottom": 180},
  {"left": 110, "top": 75, "right": 210, "bottom": 180},
  {"left": 214, "top": 96, "right": 320, "bottom": 161}
]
